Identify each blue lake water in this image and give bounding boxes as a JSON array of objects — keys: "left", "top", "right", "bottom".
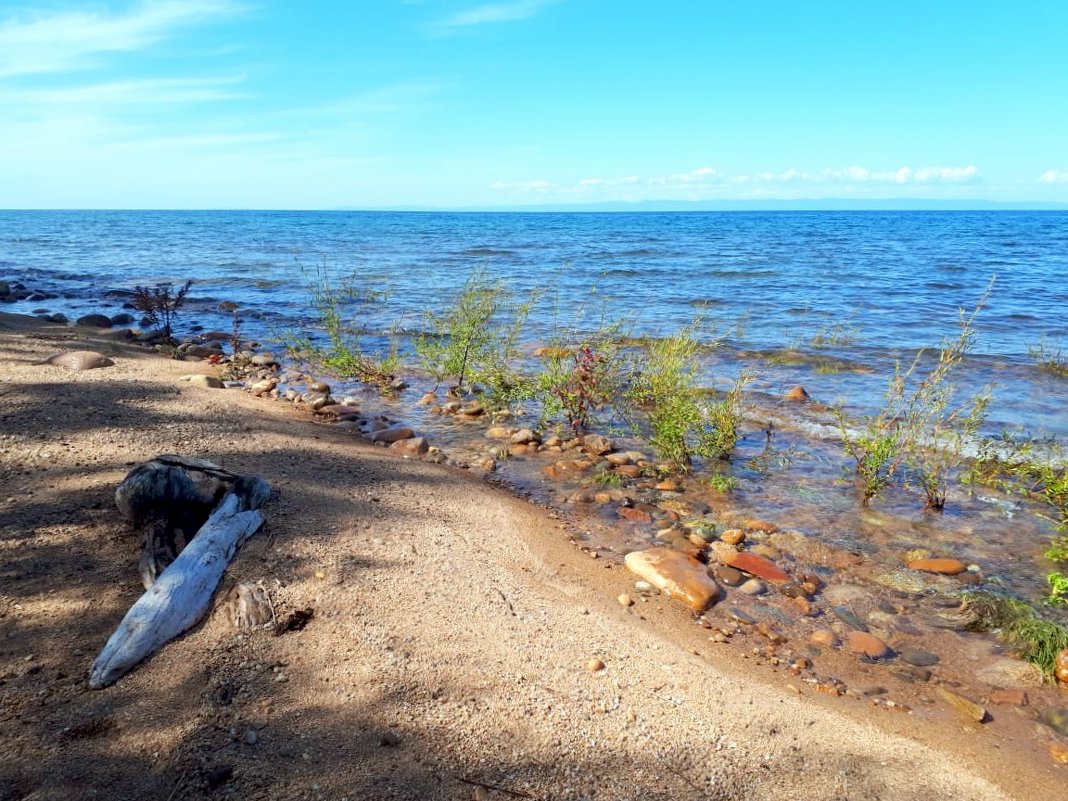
[{"left": 2, "top": 209, "right": 1067, "bottom": 436}]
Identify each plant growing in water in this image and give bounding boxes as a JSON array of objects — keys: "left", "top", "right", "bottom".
[
  {"left": 133, "top": 279, "right": 192, "bottom": 341},
  {"left": 1048, "top": 571, "right": 1068, "bottom": 606},
  {"left": 627, "top": 323, "right": 750, "bottom": 469},
  {"left": 1029, "top": 336, "right": 1068, "bottom": 378},
  {"left": 833, "top": 280, "right": 993, "bottom": 507},
  {"left": 415, "top": 272, "right": 537, "bottom": 405},
  {"left": 963, "top": 592, "right": 1068, "bottom": 681}
]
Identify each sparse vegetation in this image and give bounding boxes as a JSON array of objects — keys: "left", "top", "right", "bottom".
[
  {"left": 1048, "top": 571, "right": 1068, "bottom": 606},
  {"left": 963, "top": 592, "right": 1068, "bottom": 681},
  {"left": 1030, "top": 336, "right": 1068, "bottom": 378},
  {"left": 708, "top": 471, "right": 739, "bottom": 493},
  {"left": 833, "top": 280, "right": 993, "bottom": 507},
  {"left": 133, "top": 279, "right": 192, "bottom": 341}
]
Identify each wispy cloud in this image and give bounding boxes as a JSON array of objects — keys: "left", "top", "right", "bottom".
[
  {"left": 0, "top": 76, "right": 246, "bottom": 106},
  {"left": 0, "top": 0, "right": 241, "bottom": 78},
  {"left": 492, "top": 164, "right": 982, "bottom": 200},
  {"left": 434, "top": 0, "right": 550, "bottom": 34},
  {"left": 1039, "top": 169, "right": 1068, "bottom": 184}
]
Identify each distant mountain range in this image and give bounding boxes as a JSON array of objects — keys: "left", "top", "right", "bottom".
[{"left": 336, "top": 198, "right": 1068, "bottom": 213}]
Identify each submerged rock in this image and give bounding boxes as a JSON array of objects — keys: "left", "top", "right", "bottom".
[
  {"left": 937, "top": 687, "right": 988, "bottom": 723},
  {"left": 907, "top": 558, "right": 966, "bottom": 575},
  {"left": 785, "top": 385, "right": 810, "bottom": 402},
  {"left": 75, "top": 313, "right": 112, "bottom": 328},
  {"left": 623, "top": 547, "right": 721, "bottom": 612},
  {"left": 846, "top": 631, "right": 892, "bottom": 659},
  {"left": 370, "top": 426, "right": 415, "bottom": 444},
  {"left": 724, "top": 552, "right": 789, "bottom": 582}
]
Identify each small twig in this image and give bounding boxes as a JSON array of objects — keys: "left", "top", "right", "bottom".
[
  {"left": 457, "top": 776, "right": 535, "bottom": 799},
  {"left": 164, "top": 770, "right": 188, "bottom": 801},
  {"left": 496, "top": 588, "right": 516, "bottom": 616}
]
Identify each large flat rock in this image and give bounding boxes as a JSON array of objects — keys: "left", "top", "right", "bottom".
[{"left": 624, "top": 547, "right": 721, "bottom": 611}]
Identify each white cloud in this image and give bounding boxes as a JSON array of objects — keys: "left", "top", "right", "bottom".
[
  {"left": 650, "top": 166, "right": 717, "bottom": 185},
  {"left": 437, "top": 0, "right": 548, "bottom": 31},
  {"left": 0, "top": 76, "right": 246, "bottom": 106},
  {"left": 0, "top": 0, "right": 241, "bottom": 78},
  {"left": 914, "top": 165, "right": 978, "bottom": 182},
  {"left": 822, "top": 165, "right": 977, "bottom": 184},
  {"left": 1039, "top": 169, "right": 1068, "bottom": 184}
]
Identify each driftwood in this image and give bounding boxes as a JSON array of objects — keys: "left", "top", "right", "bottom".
[
  {"left": 116, "top": 454, "right": 237, "bottom": 589},
  {"left": 89, "top": 461, "right": 270, "bottom": 689}
]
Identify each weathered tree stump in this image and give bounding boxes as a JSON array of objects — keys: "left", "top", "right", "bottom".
[{"left": 89, "top": 457, "right": 270, "bottom": 689}]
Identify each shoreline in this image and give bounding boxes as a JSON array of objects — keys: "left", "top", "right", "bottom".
[{"left": 0, "top": 311, "right": 1064, "bottom": 799}]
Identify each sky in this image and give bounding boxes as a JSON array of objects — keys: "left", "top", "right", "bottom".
[{"left": 0, "top": 0, "right": 1066, "bottom": 210}]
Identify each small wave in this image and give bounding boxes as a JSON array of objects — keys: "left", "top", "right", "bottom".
[{"left": 461, "top": 247, "right": 516, "bottom": 257}]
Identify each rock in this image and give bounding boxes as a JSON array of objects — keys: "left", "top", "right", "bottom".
[
  {"left": 249, "top": 378, "right": 277, "bottom": 396},
  {"left": 250, "top": 353, "right": 279, "bottom": 367},
  {"left": 75, "top": 313, "right": 112, "bottom": 328},
  {"left": 624, "top": 547, "right": 721, "bottom": 612},
  {"left": 617, "top": 593, "right": 634, "bottom": 607},
  {"left": 510, "top": 428, "right": 539, "bottom": 445},
  {"left": 810, "top": 629, "right": 838, "bottom": 648},
  {"left": 785, "top": 385, "right": 810, "bottom": 402},
  {"left": 724, "top": 552, "right": 789, "bottom": 582},
  {"left": 416, "top": 392, "right": 438, "bottom": 406},
  {"left": 587, "top": 658, "right": 605, "bottom": 672},
  {"left": 744, "top": 518, "right": 777, "bottom": 533},
  {"left": 618, "top": 507, "right": 653, "bottom": 525},
  {"left": 975, "top": 658, "right": 1044, "bottom": 688},
  {"left": 304, "top": 392, "right": 331, "bottom": 411},
  {"left": 44, "top": 350, "right": 113, "bottom": 370},
  {"left": 486, "top": 426, "right": 513, "bottom": 439},
  {"left": 459, "top": 401, "right": 485, "bottom": 416},
  {"left": 1050, "top": 742, "right": 1068, "bottom": 765},
  {"left": 720, "top": 528, "right": 745, "bottom": 546},
  {"left": 906, "top": 558, "right": 966, "bottom": 575},
  {"left": 846, "top": 631, "right": 892, "bottom": 659},
  {"left": 832, "top": 605, "right": 869, "bottom": 632},
  {"left": 988, "top": 688, "right": 1028, "bottom": 706},
  {"left": 708, "top": 540, "right": 739, "bottom": 564},
  {"left": 179, "top": 374, "right": 224, "bottom": 389},
  {"left": 1056, "top": 648, "right": 1068, "bottom": 684},
  {"left": 218, "top": 583, "right": 273, "bottom": 630},
  {"left": 1041, "top": 707, "right": 1068, "bottom": 736},
  {"left": 715, "top": 565, "right": 744, "bottom": 586},
  {"left": 898, "top": 646, "right": 939, "bottom": 667},
  {"left": 615, "top": 464, "right": 642, "bottom": 478},
  {"left": 318, "top": 404, "right": 361, "bottom": 418},
  {"left": 99, "top": 327, "right": 135, "bottom": 341},
  {"left": 48, "top": 313, "right": 68, "bottom": 324},
  {"left": 543, "top": 459, "right": 593, "bottom": 480},
  {"left": 937, "top": 687, "right": 988, "bottom": 723},
  {"left": 738, "top": 579, "right": 765, "bottom": 595},
  {"left": 370, "top": 426, "right": 415, "bottom": 444},
  {"left": 605, "top": 453, "right": 632, "bottom": 466},
  {"left": 655, "top": 479, "right": 679, "bottom": 492},
  {"left": 308, "top": 381, "right": 331, "bottom": 393},
  {"left": 583, "top": 434, "right": 614, "bottom": 456},
  {"left": 390, "top": 436, "right": 428, "bottom": 456}
]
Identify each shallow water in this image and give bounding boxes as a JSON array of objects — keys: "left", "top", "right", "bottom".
[{"left": 5, "top": 210, "right": 1068, "bottom": 746}]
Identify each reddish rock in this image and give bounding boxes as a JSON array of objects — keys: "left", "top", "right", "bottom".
[
  {"left": 1056, "top": 648, "right": 1068, "bottom": 685},
  {"left": 618, "top": 507, "right": 653, "bottom": 525},
  {"left": 542, "top": 459, "right": 593, "bottom": 480},
  {"left": 785, "top": 385, "right": 810, "bottom": 402},
  {"left": 615, "top": 464, "right": 642, "bottom": 478},
  {"left": 846, "top": 630, "right": 892, "bottom": 659},
  {"left": 989, "top": 688, "right": 1028, "bottom": 707},
  {"left": 724, "top": 552, "right": 789, "bottom": 582},
  {"left": 1051, "top": 742, "right": 1068, "bottom": 765},
  {"left": 906, "top": 558, "right": 966, "bottom": 575},
  {"left": 624, "top": 547, "right": 721, "bottom": 611}
]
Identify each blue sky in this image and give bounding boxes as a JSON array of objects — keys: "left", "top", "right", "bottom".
[{"left": 0, "top": 0, "right": 1066, "bottom": 209}]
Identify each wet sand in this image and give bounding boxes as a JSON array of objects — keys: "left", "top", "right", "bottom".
[{"left": 0, "top": 311, "right": 1063, "bottom": 800}]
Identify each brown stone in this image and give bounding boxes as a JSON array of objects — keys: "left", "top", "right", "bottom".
[
  {"left": 846, "top": 630, "right": 892, "bottom": 659},
  {"left": 416, "top": 392, "right": 437, "bottom": 406},
  {"left": 618, "top": 507, "right": 653, "bottom": 525},
  {"left": 988, "top": 688, "right": 1028, "bottom": 706},
  {"left": 937, "top": 687, "right": 988, "bottom": 723},
  {"left": 615, "top": 464, "right": 642, "bottom": 478},
  {"left": 720, "top": 528, "right": 745, "bottom": 546},
  {"left": 906, "top": 558, "right": 966, "bottom": 575},
  {"left": 1050, "top": 742, "right": 1068, "bottom": 765},
  {"left": 724, "top": 552, "right": 789, "bottom": 582},
  {"left": 785, "top": 385, "right": 810, "bottom": 402},
  {"left": 1056, "top": 648, "right": 1068, "bottom": 685},
  {"left": 318, "top": 404, "right": 361, "bottom": 418},
  {"left": 583, "top": 434, "right": 615, "bottom": 456},
  {"left": 389, "top": 436, "right": 429, "bottom": 456},
  {"left": 370, "top": 426, "right": 415, "bottom": 444},
  {"left": 810, "top": 629, "right": 838, "bottom": 648},
  {"left": 623, "top": 547, "right": 722, "bottom": 612},
  {"left": 45, "top": 350, "right": 114, "bottom": 371}
]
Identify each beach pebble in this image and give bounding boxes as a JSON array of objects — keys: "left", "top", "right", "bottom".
[
  {"left": 370, "top": 426, "right": 415, "bottom": 443},
  {"left": 720, "top": 528, "right": 745, "bottom": 546},
  {"left": 846, "top": 631, "right": 892, "bottom": 659},
  {"left": 898, "top": 646, "right": 939, "bottom": 667},
  {"left": 179, "top": 374, "right": 224, "bottom": 389},
  {"left": 725, "top": 552, "right": 789, "bottom": 582},
  {"left": 624, "top": 547, "right": 721, "bottom": 611},
  {"left": 587, "top": 658, "right": 605, "bottom": 672},
  {"left": 906, "top": 558, "right": 966, "bottom": 575},
  {"left": 617, "top": 593, "right": 634, "bottom": 607},
  {"left": 583, "top": 434, "right": 615, "bottom": 456},
  {"left": 44, "top": 350, "right": 113, "bottom": 370},
  {"left": 390, "top": 436, "right": 429, "bottom": 456},
  {"left": 738, "top": 578, "right": 766, "bottom": 596}
]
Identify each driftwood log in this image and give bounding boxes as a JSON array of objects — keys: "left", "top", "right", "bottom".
[{"left": 89, "top": 457, "right": 270, "bottom": 689}]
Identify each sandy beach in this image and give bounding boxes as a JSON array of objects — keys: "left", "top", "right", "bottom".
[{"left": 0, "top": 311, "right": 1063, "bottom": 801}]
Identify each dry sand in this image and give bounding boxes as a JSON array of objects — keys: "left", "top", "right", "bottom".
[{"left": 0, "top": 312, "right": 1059, "bottom": 800}]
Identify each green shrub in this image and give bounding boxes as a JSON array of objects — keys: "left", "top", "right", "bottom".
[
  {"left": 1029, "top": 337, "right": 1068, "bottom": 378},
  {"left": 963, "top": 592, "right": 1068, "bottom": 681}
]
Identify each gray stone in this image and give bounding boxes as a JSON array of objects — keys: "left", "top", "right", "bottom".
[
  {"left": 898, "top": 646, "right": 940, "bottom": 667},
  {"left": 44, "top": 350, "right": 114, "bottom": 370}
]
